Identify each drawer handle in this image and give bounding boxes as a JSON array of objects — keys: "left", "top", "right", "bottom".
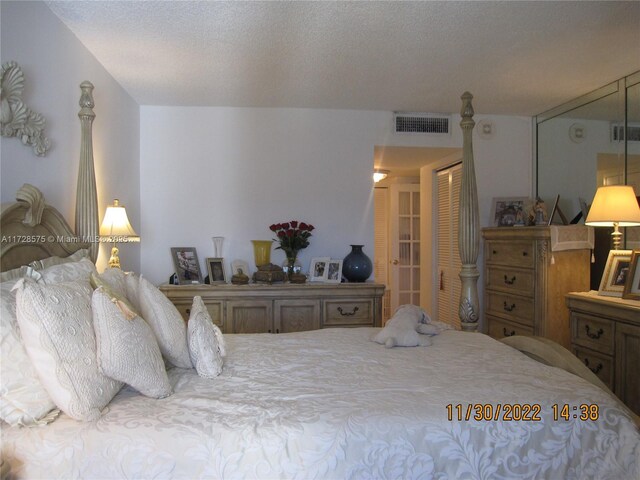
[
  {"left": 522, "top": 251, "right": 528, "bottom": 257},
  {"left": 503, "top": 301, "right": 516, "bottom": 312},
  {"left": 185, "top": 308, "right": 191, "bottom": 315},
  {"left": 492, "top": 249, "right": 498, "bottom": 255},
  {"left": 503, "top": 328, "right": 516, "bottom": 337},
  {"left": 583, "top": 358, "right": 603, "bottom": 374},
  {"left": 584, "top": 325, "right": 604, "bottom": 340},
  {"left": 337, "top": 306, "right": 359, "bottom": 316},
  {"left": 503, "top": 275, "right": 516, "bottom": 285}
]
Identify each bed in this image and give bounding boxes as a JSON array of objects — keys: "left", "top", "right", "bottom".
[{"left": 1, "top": 84, "right": 639, "bottom": 480}]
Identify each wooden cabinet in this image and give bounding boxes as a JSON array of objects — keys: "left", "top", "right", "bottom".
[
  {"left": 482, "top": 227, "right": 591, "bottom": 348},
  {"left": 566, "top": 292, "right": 640, "bottom": 415},
  {"left": 159, "top": 282, "right": 385, "bottom": 334}
]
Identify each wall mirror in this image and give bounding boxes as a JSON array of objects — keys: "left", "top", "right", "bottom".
[{"left": 536, "top": 71, "right": 640, "bottom": 288}]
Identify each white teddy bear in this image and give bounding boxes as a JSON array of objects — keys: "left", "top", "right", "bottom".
[{"left": 372, "top": 304, "right": 445, "bottom": 348}]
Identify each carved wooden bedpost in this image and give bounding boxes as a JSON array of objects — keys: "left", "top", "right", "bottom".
[
  {"left": 76, "top": 81, "right": 99, "bottom": 262},
  {"left": 458, "top": 92, "right": 480, "bottom": 332}
]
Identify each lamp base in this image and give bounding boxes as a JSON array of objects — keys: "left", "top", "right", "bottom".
[
  {"left": 611, "top": 222, "right": 622, "bottom": 250},
  {"left": 108, "top": 245, "right": 121, "bottom": 269}
]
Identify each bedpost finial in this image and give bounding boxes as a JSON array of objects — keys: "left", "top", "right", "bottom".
[
  {"left": 460, "top": 91, "right": 474, "bottom": 119},
  {"left": 79, "top": 81, "right": 95, "bottom": 110}
]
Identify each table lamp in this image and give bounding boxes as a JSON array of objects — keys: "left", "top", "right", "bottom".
[
  {"left": 585, "top": 185, "right": 640, "bottom": 250},
  {"left": 100, "top": 199, "right": 140, "bottom": 269}
]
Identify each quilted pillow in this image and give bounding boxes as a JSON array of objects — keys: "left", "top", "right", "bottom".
[
  {"left": 187, "top": 296, "right": 223, "bottom": 378},
  {"left": 90, "top": 272, "right": 138, "bottom": 320},
  {"left": 39, "top": 257, "right": 96, "bottom": 284},
  {"left": 137, "top": 276, "right": 192, "bottom": 369},
  {"left": 15, "top": 279, "right": 122, "bottom": 421},
  {"left": 92, "top": 288, "right": 172, "bottom": 398},
  {"left": 29, "top": 248, "right": 90, "bottom": 270},
  {"left": 0, "top": 275, "right": 59, "bottom": 426}
]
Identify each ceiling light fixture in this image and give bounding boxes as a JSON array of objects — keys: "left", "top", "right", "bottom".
[{"left": 373, "top": 169, "right": 390, "bottom": 183}]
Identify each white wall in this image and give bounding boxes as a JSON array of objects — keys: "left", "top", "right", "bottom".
[
  {"left": 1, "top": 1, "right": 140, "bottom": 272},
  {"left": 141, "top": 107, "right": 532, "bottom": 285}
]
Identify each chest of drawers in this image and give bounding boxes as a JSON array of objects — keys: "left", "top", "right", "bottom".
[
  {"left": 566, "top": 291, "right": 640, "bottom": 415},
  {"left": 482, "top": 227, "right": 591, "bottom": 348},
  {"left": 160, "top": 282, "right": 385, "bottom": 334}
]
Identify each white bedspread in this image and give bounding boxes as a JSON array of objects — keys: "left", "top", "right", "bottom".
[{"left": 2, "top": 328, "right": 639, "bottom": 479}]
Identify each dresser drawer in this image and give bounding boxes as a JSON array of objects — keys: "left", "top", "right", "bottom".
[
  {"left": 486, "top": 291, "right": 534, "bottom": 326},
  {"left": 571, "top": 346, "right": 614, "bottom": 390},
  {"left": 174, "top": 301, "right": 224, "bottom": 329},
  {"left": 323, "top": 299, "right": 374, "bottom": 326},
  {"left": 571, "top": 312, "right": 614, "bottom": 355},
  {"left": 485, "top": 240, "right": 535, "bottom": 268},
  {"left": 487, "top": 315, "right": 534, "bottom": 340},
  {"left": 486, "top": 266, "right": 534, "bottom": 297}
]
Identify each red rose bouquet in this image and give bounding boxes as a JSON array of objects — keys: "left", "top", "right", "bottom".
[{"left": 269, "top": 221, "right": 315, "bottom": 269}]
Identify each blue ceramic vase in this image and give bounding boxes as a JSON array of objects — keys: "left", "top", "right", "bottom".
[{"left": 342, "top": 245, "right": 372, "bottom": 282}]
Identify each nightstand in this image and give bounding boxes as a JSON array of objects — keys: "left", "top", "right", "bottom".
[{"left": 566, "top": 291, "right": 640, "bottom": 415}]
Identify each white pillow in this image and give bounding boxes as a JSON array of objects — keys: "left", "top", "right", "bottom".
[
  {"left": 15, "top": 279, "right": 122, "bottom": 421},
  {"left": 137, "top": 276, "right": 192, "bottom": 369},
  {"left": 187, "top": 296, "right": 223, "bottom": 378},
  {"left": 29, "top": 248, "right": 90, "bottom": 270},
  {"left": 0, "top": 276, "right": 59, "bottom": 426},
  {"left": 39, "top": 257, "right": 96, "bottom": 284},
  {"left": 92, "top": 288, "right": 172, "bottom": 398}
]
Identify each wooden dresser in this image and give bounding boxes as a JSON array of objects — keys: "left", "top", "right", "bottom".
[
  {"left": 159, "top": 282, "right": 385, "bottom": 334},
  {"left": 566, "top": 291, "right": 640, "bottom": 415},
  {"left": 482, "top": 227, "right": 591, "bottom": 348}
]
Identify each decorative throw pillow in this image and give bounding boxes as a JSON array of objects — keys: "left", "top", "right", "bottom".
[
  {"left": 29, "top": 248, "right": 90, "bottom": 270},
  {"left": 0, "top": 276, "right": 59, "bottom": 426},
  {"left": 124, "top": 272, "right": 141, "bottom": 313},
  {"left": 90, "top": 272, "right": 138, "bottom": 320},
  {"left": 15, "top": 279, "right": 122, "bottom": 421},
  {"left": 92, "top": 288, "right": 172, "bottom": 398},
  {"left": 39, "top": 257, "right": 96, "bottom": 284},
  {"left": 0, "top": 265, "right": 30, "bottom": 283},
  {"left": 138, "top": 276, "right": 192, "bottom": 369},
  {"left": 187, "top": 296, "right": 223, "bottom": 378}
]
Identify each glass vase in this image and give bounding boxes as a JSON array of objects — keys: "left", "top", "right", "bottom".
[{"left": 251, "top": 240, "right": 273, "bottom": 267}]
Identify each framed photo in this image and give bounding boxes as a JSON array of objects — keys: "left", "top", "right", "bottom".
[
  {"left": 598, "top": 250, "right": 633, "bottom": 297},
  {"left": 622, "top": 250, "right": 640, "bottom": 300},
  {"left": 231, "top": 259, "right": 251, "bottom": 277},
  {"left": 309, "top": 257, "right": 330, "bottom": 282},
  {"left": 206, "top": 257, "right": 226, "bottom": 284},
  {"left": 326, "top": 259, "right": 343, "bottom": 283},
  {"left": 171, "top": 247, "right": 203, "bottom": 285},
  {"left": 490, "top": 197, "right": 529, "bottom": 227}
]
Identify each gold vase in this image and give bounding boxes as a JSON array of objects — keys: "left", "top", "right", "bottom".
[{"left": 251, "top": 240, "right": 273, "bottom": 267}]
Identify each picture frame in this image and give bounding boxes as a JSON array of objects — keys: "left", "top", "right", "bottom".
[
  {"left": 231, "top": 259, "right": 251, "bottom": 277},
  {"left": 622, "top": 250, "right": 640, "bottom": 300},
  {"left": 547, "top": 194, "right": 569, "bottom": 225},
  {"left": 490, "top": 197, "right": 529, "bottom": 227},
  {"left": 206, "top": 257, "right": 226, "bottom": 284},
  {"left": 170, "top": 247, "right": 203, "bottom": 285},
  {"left": 309, "top": 257, "right": 330, "bottom": 282},
  {"left": 325, "top": 259, "right": 343, "bottom": 283},
  {"left": 598, "top": 249, "right": 633, "bottom": 297}
]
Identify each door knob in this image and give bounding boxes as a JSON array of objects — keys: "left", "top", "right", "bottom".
[{"left": 392, "top": 259, "right": 399, "bottom": 265}]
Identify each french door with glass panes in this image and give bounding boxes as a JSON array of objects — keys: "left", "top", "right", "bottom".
[
  {"left": 390, "top": 184, "right": 420, "bottom": 312},
  {"left": 436, "top": 164, "right": 462, "bottom": 328}
]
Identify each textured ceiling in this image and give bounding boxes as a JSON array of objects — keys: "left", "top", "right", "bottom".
[{"left": 46, "top": 1, "right": 640, "bottom": 115}]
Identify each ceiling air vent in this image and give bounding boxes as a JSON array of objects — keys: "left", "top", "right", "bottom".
[
  {"left": 394, "top": 113, "right": 450, "bottom": 135},
  {"left": 611, "top": 123, "right": 640, "bottom": 143}
]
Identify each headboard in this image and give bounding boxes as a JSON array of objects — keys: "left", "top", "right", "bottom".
[{"left": 0, "top": 81, "right": 98, "bottom": 272}]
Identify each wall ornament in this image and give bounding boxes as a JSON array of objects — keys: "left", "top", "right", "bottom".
[{"left": 1, "top": 61, "right": 51, "bottom": 156}]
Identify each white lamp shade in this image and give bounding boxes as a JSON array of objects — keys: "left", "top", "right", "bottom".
[
  {"left": 100, "top": 199, "right": 140, "bottom": 242},
  {"left": 585, "top": 185, "right": 640, "bottom": 227}
]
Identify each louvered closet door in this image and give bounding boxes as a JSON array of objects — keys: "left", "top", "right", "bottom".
[
  {"left": 390, "top": 184, "right": 421, "bottom": 313},
  {"left": 437, "top": 164, "right": 462, "bottom": 328}
]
